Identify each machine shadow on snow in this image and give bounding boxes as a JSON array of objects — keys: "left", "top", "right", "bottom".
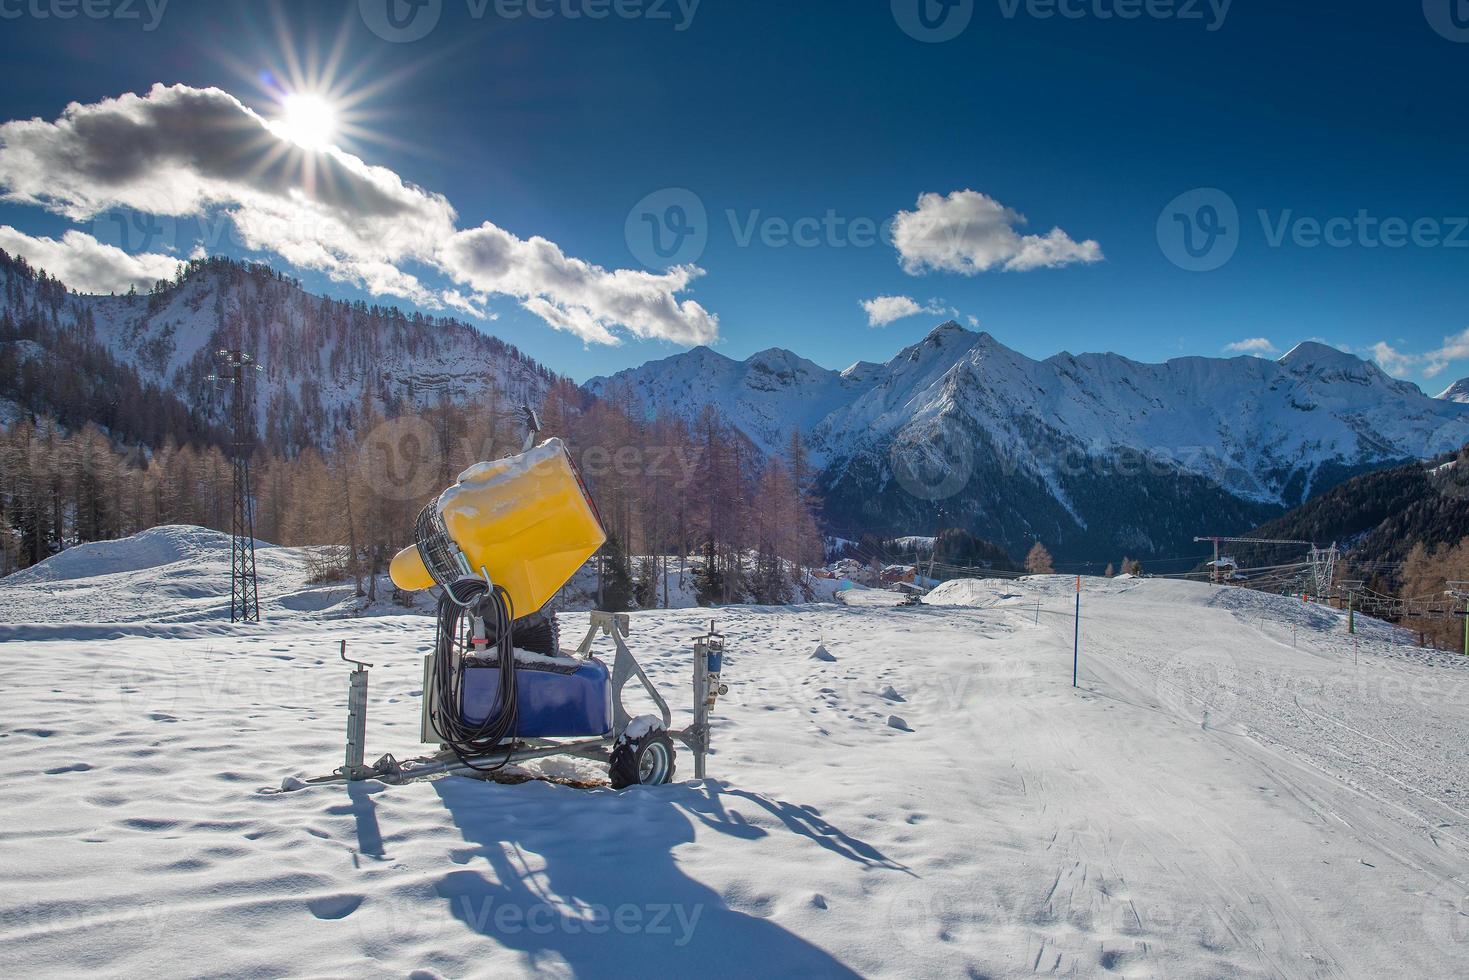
[
  {"left": 679, "top": 783, "right": 913, "bottom": 875},
  {"left": 430, "top": 775, "right": 900, "bottom": 976},
  {"left": 337, "top": 780, "right": 386, "bottom": 861}
]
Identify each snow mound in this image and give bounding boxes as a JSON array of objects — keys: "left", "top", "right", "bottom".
[
  {"left": 810, "top": 643, "right": 836, "bottom": 662},
  {"left": 924, "top": 579, "right": 1017, "bottom": 607},
  {"left": 4, "top": 525, "right": 239, "bottom": 584},
  {"left": 0, "top": 525, "right": 368, "bottom": 628}
]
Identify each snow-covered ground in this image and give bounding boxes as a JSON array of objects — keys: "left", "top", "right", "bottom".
[{"left": 1, "top": 532, "right": 1467, "bottom": 977}]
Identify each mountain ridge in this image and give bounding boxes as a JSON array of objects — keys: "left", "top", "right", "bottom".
[
  {"left": 592, "top": 319, "right": 1469, "bottom": 561},
  {"left": 8, "top": 250, "right": 1469, "bottom": 564}
]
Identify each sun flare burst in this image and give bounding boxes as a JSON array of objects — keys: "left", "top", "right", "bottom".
[{"left": 275, "top": 92, "right": 338, "bottom": 152}]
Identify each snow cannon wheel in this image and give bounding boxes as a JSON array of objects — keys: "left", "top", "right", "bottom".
[{"left": 609, "top": 729, "right": 676, "bottom": 789}]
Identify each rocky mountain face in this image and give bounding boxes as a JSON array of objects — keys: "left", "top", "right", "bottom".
[
  {"left": 591, "top": 322, "right": 1469, "bottom": 562},
  {"left": 0, "top": 252, "right": 561, "bottom": 454}
]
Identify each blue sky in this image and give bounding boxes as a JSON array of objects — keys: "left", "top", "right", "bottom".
[{"left": 0, "top": 1, "right": 1465, "bottom": 386}]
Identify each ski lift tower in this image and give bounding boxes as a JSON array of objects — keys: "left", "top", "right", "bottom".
[
  {"left": 1445, "top": 581, "right": 1469, "bottom": 656},
  {"left": 1194, "top": 536, "right": 1314, "bottom": 586},
  {"left": 1308, "top": 544, "right": 1339, "bottom": 600},
  {"left": 209, "top": 349, "right": 262, "bottom": 623}
]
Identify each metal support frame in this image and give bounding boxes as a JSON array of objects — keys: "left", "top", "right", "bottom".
[
  {"left": 1447, "top": 582, "right": 1469, "bottom": 657},
  {"left": 338, "top": 642, "right": 375, "bottom": 780},
  {"left": 683, "top": 621, "right": 726, "bottom": 779},
  {"left": 306, "top": 612, "right": 726, "bottom": 788},
  {"left": 574, "top": 611, "right": 672, "bottom": 735}
]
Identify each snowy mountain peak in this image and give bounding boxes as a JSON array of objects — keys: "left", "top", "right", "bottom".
[
  {"left": 746, "top": 346, "right": 820, "bottom": 375},
  {"left": 841, "top": 360, "right": 884, "bottom": 381},
  {"left": 1437, "top": 377, "right": 1469, "bottom": 403},
  {"left": 924, "top": 320, "right": 976, "bottom": 344},
  {"left": 1278, "top": 341, "right": 1368, "bottom": 373}
]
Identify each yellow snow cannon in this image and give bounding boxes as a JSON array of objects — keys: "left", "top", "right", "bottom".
[{"left": 388, "top": 435, "right": 605, "bottom": 616}]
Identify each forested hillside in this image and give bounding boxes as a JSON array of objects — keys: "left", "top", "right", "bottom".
[
  {"left": 0, "top": 250, "right": 560, "bottom": 455},
  {"left": 1250, "top": 447, "right": 1469, "bottom": 581}
]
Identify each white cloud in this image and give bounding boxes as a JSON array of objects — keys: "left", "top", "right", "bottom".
[
  {"left": 860, "top": 295, "right": 960, "bottom": 327},
  {"left": 862, "top": 295, "right": 917, "bottom": 327},
  {"left": 1223, "top": 337, "right": 1277, "bottom": 354},
  {"left": 891, "top": 190, "right": 1103, "bottom": 276},
  {"left": 443, "top": 223, "right": 718, "bottom": 347},
  {"left": 0, "top": 83, "right": 717, "bottom": 346},
  {"left": 1369, "top": 341, "right": 1419, "bottom": 377},
  {"left": 967, "top": 315, "right": 981, "bottom": 329},
  {"left": 439, "top": 288, "right": 492, "bottom": 320},
  {"left": 0, "top": 225, "right": 183, "bottom": 294},
  {"left": 1366, "top": 330, "right": 1469, "bottom": 379},
  {"left": 1424, "top": 328, "right": 1469, "bottom": 379}
]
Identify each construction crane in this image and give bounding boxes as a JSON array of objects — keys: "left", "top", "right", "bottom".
[
  {"left": 1193, "top": 535, "right": 1340, "bottom": 597},
  {"left": 1194, "top": 536, "right": 1312, "bottom": 585}
]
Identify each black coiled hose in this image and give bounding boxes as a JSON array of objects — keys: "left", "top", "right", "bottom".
[{"left": 430, "top": 578, "right": 519, "bottom": 771}]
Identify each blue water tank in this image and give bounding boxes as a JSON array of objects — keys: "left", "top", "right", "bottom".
[{"left": 459, "top": 658, "right": 613, "bottom": 738}]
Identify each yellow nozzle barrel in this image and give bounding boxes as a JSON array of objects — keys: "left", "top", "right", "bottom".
[
  {"left": 387, "top": 438, "right": 606, "bottom": 616},
  {"left": 389, "top": 545, "right": 435, "bottom": 592}
]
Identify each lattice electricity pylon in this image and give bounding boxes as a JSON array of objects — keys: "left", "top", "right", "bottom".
[
  {"left": 208, "top": 349, "right": 263, "bottom": 623},
  {"left": 1308, "top": 545, "right": 1339, "bottom": 600}
]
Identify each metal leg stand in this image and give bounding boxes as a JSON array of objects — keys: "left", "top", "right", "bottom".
[{"left": 340, "top": 641, "right": 375, "bottom": 781}]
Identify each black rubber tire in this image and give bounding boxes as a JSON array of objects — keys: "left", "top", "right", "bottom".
[{"left": 609, "top": 729, "right": 677, "bottom": 789}]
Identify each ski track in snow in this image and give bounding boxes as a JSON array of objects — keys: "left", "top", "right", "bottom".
[{"left": 1, "top": 536, "right": 1467, "bottom": 977}]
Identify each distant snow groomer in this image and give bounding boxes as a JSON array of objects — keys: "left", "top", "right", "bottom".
[{"left": 302, "top": 408, "right": 727, "bottom": 791}]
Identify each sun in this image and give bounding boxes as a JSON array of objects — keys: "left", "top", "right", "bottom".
[{"left": 276, "top": 92, "right": 338, "bottom": 151}]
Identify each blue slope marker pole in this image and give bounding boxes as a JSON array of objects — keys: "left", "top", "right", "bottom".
[{"left": 1073, "top": 575, "right": 1081, "bottom": 688}]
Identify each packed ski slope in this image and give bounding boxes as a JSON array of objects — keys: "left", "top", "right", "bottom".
[{"left": 1, "top": 532, "right": 1467, "bottom": 978}]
